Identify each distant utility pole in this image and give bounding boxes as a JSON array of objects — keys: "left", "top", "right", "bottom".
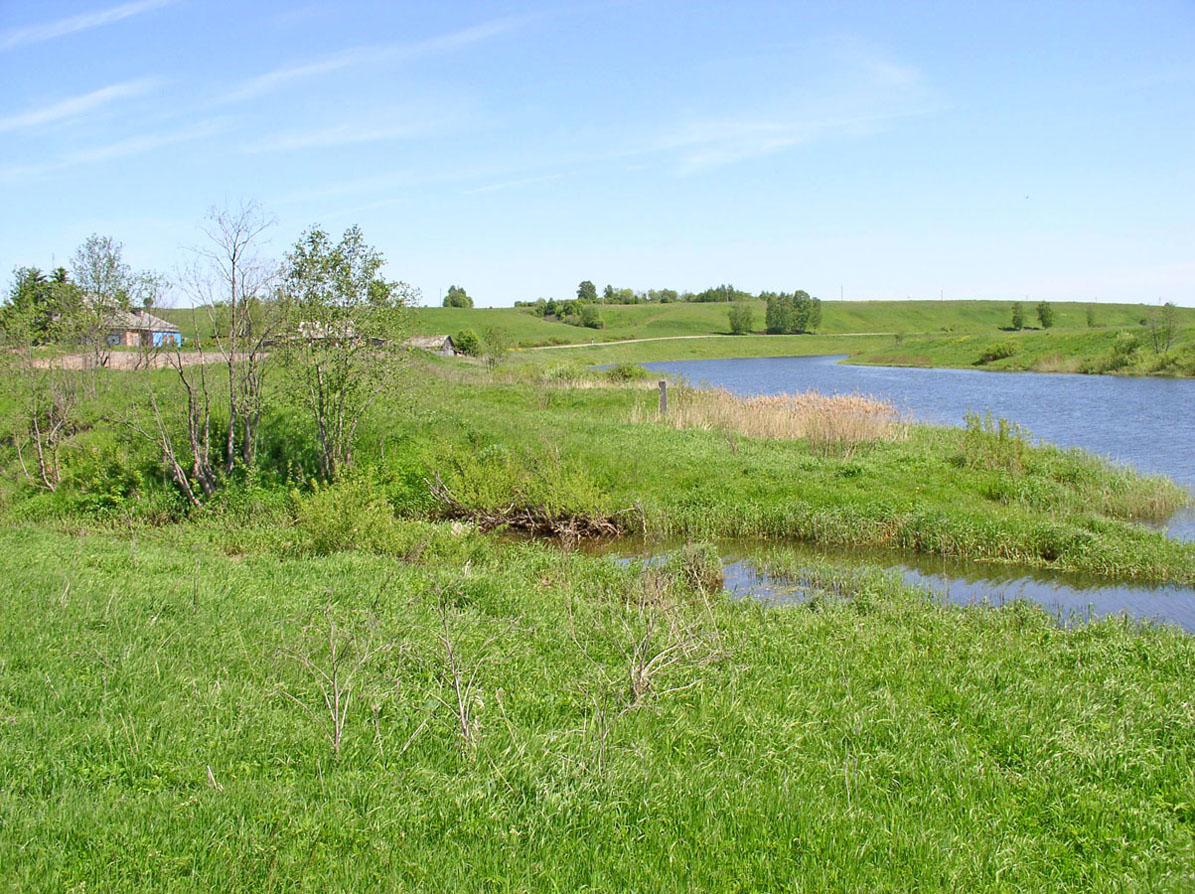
[{"left": 840, "top": 285, "right": 843, "bottom": 301}]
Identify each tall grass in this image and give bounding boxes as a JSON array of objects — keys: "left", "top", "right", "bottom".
[{"left": 632, "top": 386, "right": 908, "bottom": 457}]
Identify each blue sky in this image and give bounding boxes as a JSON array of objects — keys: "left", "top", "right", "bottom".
[{"left": 2, "top": 0, "right": 1193, "bottom": 307}]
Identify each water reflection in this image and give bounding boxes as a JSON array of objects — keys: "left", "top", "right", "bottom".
[{"left": 607, "top": 539, "right": 1195, "bottom": 632}]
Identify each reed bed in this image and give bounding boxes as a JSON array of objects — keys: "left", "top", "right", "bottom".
[{"left": 633, "top": 386, "right": 908, "bottom": 457}]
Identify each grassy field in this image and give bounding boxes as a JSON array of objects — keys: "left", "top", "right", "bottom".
[
  {"left": 155, "top": 299, "right": 1195, "bottom": 377},
  {"left": 3, "top": 520, "right": 1194, "bottom": 891},
  {"left": 401, "top": 299, "right": 1195, "bottom": 377},
  {"left": 406, "top": 299, "right": 1194, "bottom": 343},
  {"left": 3, "top": 357, "right": 1195, "bottom": 889}
]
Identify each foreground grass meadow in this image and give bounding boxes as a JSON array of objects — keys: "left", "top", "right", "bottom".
[{"left": 2, "top": 355, "right": 1194, "bottom": 890}]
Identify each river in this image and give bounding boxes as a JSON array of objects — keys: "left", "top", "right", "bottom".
[{"left": 637, "top": 355, "right": 1195, "bottom": 629}]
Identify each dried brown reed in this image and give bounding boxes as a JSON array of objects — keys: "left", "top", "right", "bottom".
[{"left": 632, "top": 386, "right": 907, "bottom": 458}]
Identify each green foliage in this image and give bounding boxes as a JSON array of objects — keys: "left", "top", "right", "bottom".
[
  {"left": 1086, "top": 304, "right": 1097, "bottom": 328},
  {"left": 1011, "top": 302, "right": 1025, "bottom": 330},
  {"left": 762, "top": 290, "right": 820, "bottom": 334},
  {"left": 727, "top": 299, "right": 754, "bottom": 334},
  {"left": 663, "top": 541, "right": 724, "bottom": 595},
  {"left": 481, "top": 326, "right": 511, "bottom": 371},
  {"left": 282, "top": 224, "right": 415, "bottom": 479},
  {"left": 1036, "top": 300, "right": 1055, "bottom": 329},
  {"left": 604, "top": 361, "right": 649, "bottom": 382},
  {"left": 1147, "top": 302, "right": 1178, "bottom": 354},
  {"left": 579, "top": 304, "right": 603, "bottom": 329},
  {"left": 576, "top": 280, "right": 598, "bottom": 302},
  {"left": 960, "top": 411, "right": 1030, "bottom": 474},
  {"left": 976, "top": 341, "right": 1018, "bottom": 364},
  {"left": 442, "top": 285, "right": 473, "bottom": 308},
  {"left": 454, "top": 327, "right": 481, "bottom": 356}
]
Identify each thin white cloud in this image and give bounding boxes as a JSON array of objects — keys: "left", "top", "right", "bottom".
[
  {"left": 664, "top": 109, "right": 927, "bottom": 174},
  {"left": 0, "top": 119, "right": 228, "bottom": 184},
  {"left": 244, "top": 117, "right": 456, "bottom": 153},
  {"left": 0, "top": 0, "right": 176, "bottom": 51},
  {"left": 219, "top": 15, "right": 530, "bottom": 103},
  {"left": 464, "top": 173, "right": 566, "bottom": 194},
  {"left": 652, "top": 44, "right": 937, "bottom": 174},
  {"left": 0, "top": 78, "right": 160, "bottom": 134}
]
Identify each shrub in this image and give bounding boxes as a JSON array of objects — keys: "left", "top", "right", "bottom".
[
  {"left": 454, "top": 328, "right": 481, "bottom": 356},
  {"left": 960, "top": 411, "right": 1030, "bottom": 474},
  {"left": 728, "top": 300, "right": 754, "bottom": 334},
  {"left": 977, "top": 341, "right": 1018, "bottom": 364},
  {"left": 664, "top": 542, "right": 724, "bottom": 596},
  {"left": 580, "top": 304, "right": 603, "bottom": 329},
  {"left": 605, "top": 362, "right": 648, "bottom": 383}
]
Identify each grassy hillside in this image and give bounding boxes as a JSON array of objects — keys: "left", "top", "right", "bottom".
[{"left": 409, "top": 299, "right": 1195, "bottom": 348}]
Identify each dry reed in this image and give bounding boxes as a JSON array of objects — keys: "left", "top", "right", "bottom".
[{"left": 632, "top": 386, "right": 907, "bottom": 457}]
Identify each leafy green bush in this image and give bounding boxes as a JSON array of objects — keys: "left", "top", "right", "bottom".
[
  {"left": 976, "top": 341, "right": 1018, "bottom": 364},
  {"left": 605, "top": 362, "right": 649, "bottom": 382},
  {"left": 454, "top": 328, "right": 481, "bottom": 356}
]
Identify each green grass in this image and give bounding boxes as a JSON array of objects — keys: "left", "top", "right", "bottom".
[
  {"left": 406, "top": 299, "right": 1195, "bottom": 348},
  {"left": 853, "top": 326, "right": 1195, "bottom": 377},
  {"left": 2, "top": 523, "right": 1193, "bottom": 891},
  {"left": 4, "top": 357, "right": 1195, "bottom": 889}
]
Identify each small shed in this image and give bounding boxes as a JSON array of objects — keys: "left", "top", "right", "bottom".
[
  {"left": 405, "top": 335, "right": 457, "bottom": 356},
  {"left": 105, "top": 308, "right": 183, "bottom": 347}
]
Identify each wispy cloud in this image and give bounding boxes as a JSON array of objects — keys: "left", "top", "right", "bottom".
[
  {"left": 0, "top": 78, "right": 160, "bottom": 134},
  {"left": 0, "top": 0, "right": 176, "bottom": 51},
  {"left": 243, "top": 117, "right": 456, "bottom": 153},
  {"left": 650, "top": 42, "right": 938, "bottom": 174},
  {"left": 0, "top": 119, "right": 228, "bottom": 184},
  {"left": 661, "top": 109, "right": 927, "bottom": 174},
  {"left": 219, "top": 15, "right": 530, "bottom": 103},
  {"left": 464, "top": 173, "right": 566, "bottom": 194}
]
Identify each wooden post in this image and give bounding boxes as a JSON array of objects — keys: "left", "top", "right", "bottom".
[{"left": 658, "top": 380, "right": 667, "bottom": 416}]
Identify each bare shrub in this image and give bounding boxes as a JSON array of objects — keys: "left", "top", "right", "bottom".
[
  {"left": 413, "top": 589, "right": 519, "bottom": 754},
  {"left": 275, "top": 605, "right": 393, "bottom": 755},
  {"left": 632, "top": 386, "right": 906, "bottom": 458},
  {"left": 569, "top": 566, "right": 725, "bottom": 772}
]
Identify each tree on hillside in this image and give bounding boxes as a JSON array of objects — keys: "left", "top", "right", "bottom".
[
  {"left": 1086, "top": 305, "right": 1097, "bottom": 328},
  {"left": 1036, "top": 300, "right": 1054, "bottom": 329},
  {"left": 765, "top": 294, "right": 785, "bottom": 334},
  {"left": 283, "top": 224, "right": 415, "bottom": 479},
  {"left": 443, "top": 285, "right": 473, "bottom": 308},
  {"left": 728, "top": 299, "right": 754, "bottom": 334},
  {"left": 1146, "top": 301, "right": 1178, "bottom": 354},
  {"left": 1010, "top": 302, "right": 1025, "bottom": 330},
  {"left": 577, "top": 280, "right": 597, "bottom": 302},
  {"left": 580, "top": 304, "right": 603, "bottom": 329}
]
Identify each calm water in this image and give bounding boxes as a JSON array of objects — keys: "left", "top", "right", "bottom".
[{"left": 638, "top": 355, "right": 1195, "bottom": 629}]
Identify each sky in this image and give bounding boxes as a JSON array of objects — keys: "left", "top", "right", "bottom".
[{"left": 1, "top": 0, "right": 1193, "bottom": 308}]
